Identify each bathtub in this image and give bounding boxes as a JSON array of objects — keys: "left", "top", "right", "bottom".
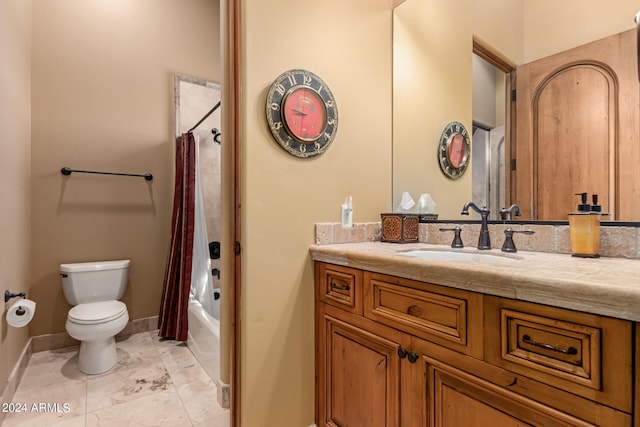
[{"left": 187, "top": 290, "right": 220, "bottom": 383}]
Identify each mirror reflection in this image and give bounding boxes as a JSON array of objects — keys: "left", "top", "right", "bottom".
[
  {"left": 472, "top": 53, "right": 506, "bottom": 220},
  {"left": 392, "top": 0, "right": 640, "bottom": 222}
]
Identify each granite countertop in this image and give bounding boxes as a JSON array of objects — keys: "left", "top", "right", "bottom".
[{"left": 309, "top": 242, "right": 640, "bottom": 322}]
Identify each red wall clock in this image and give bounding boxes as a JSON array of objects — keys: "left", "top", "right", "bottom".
[
  {"left": 438, "top": 121, "right": 470, "bottom": 179},
  {"left": 266, "top": 69, "right": 338, "bottom": 158}
]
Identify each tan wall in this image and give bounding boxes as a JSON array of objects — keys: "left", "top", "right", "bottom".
[
  {"left": 473, "top": 0, "right": 637, "bottom": 65},
  {"left": 0, "top": 0, "right": 32, "bottom": 393},
  {"left": 240, "top": 0, "right": 393, "bottom": 425},
  {"left": 474, "top": 0, "right": 525, "bottom": 64},
  {"left": 30, "top": 0, "right": 220, "bottom": 336},
  {"left": 524, "top": 0, "right": 640, "bottom": 62}
]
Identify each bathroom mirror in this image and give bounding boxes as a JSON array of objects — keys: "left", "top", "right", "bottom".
[{"left": 392, "top": 0, "right": 640, "bottom": 222}]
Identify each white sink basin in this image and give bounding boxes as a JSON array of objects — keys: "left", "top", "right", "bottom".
[{"left": 399, "top": 249, "right": 520, "bottom": 263}]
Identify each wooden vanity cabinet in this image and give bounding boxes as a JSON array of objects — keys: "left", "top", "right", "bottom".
[
  {"left": 317, "top": 263, "right": 483, "bottom": 426},
  {"left": 315, "top": 261, "right": 636, "bottom": 427}
]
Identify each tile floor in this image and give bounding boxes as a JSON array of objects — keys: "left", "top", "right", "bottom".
[{"left": 2, "top": 331, "right": 230, "bottom": 426}]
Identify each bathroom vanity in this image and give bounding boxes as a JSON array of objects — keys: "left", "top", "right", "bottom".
[{"left": 310, "top": 242, "right": 640, "bottom": 427}]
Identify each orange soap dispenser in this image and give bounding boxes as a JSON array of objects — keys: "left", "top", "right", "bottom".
[{"left": 568, "top": 192, "right": 600, "bottom": 258}]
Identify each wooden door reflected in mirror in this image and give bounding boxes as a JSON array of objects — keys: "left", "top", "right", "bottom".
[{"left": 513, "top": 29, "right": 640, "bottom": 221}]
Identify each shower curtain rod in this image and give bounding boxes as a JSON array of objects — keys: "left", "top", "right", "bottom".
[{"left": 188, "top": 101, "right": 221, "bottom": 133}]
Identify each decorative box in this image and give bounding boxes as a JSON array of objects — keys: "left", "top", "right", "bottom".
[{"left": 380, "top": 213, "right": 419, "bottom": 243}]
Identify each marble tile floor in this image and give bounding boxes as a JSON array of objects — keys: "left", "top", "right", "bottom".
[{"left": 2, "top": 331, "right": 229, "bottom": 427}]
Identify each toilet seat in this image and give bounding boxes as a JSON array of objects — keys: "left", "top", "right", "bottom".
[{"left": 68, "top": 300, "right": 127, "bottom": 325}]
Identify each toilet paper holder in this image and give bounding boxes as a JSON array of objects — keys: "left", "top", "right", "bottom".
[
  {"left": 5, "top": 291, "right": 28, "bottom": 316},
  {"left": 4, "top": 290, "right": 26, "bottom": 303}
]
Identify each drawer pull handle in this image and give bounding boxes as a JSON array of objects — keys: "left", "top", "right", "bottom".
[
  {"left": 407, "top": 305, "right": 423, "bottom": 316},
  {"left": 398, "top": 348, "right": 408, "bottom": 359},
  {"left": 522, "top": 335, "right": 578, "bottom": 355},
  {"left": 329, "top": 281, "right": 350, "bottom": 291},
  {"left": 407, "top": 352, "right": 419, "bottom": 364}
]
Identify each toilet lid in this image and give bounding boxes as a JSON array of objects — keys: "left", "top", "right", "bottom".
[{"left": 68, "top": 301, "right": 127, "bottom": 325}]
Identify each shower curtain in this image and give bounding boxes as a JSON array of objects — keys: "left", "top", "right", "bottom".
[
  {"left": 159, "top": 132, "right": 196, "bottom": 341},
  {"left": 191, "top": 134, "right": 216, "bottom": 317}
]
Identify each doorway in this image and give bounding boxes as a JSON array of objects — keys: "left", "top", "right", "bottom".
[
  {"left": 471, "top": 48, "right": 511, "bottom": 220},
  {"left": 174, "top": 75, "right": 227, "bottom": 400}
]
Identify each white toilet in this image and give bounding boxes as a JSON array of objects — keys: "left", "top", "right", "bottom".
[{"left": 60, "top": 260, "right": 130, "bottom": 375}]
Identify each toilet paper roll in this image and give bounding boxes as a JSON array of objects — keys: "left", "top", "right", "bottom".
[{"left": 6, "top": 299, "right": 36, "bottom": 328}]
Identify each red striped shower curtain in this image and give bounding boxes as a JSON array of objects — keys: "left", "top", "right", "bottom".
[{"left": 158, "top": 132, "right": 196, "bottom": 341}]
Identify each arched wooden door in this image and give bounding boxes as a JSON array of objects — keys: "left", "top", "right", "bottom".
[{"left": 513, "top": 29, "right": 640, "bottom": 220}]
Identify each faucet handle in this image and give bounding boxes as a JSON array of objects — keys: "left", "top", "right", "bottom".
[
  {"left": 439, "top": 227, "right": 464, "bottom": 248},
  {"left": 502, "top": 228, "right": 535, "bottom": 253}
]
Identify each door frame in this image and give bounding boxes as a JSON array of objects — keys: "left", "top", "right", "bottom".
[{"left": 223, "top": 0, "right": 242, "bottom": 426}]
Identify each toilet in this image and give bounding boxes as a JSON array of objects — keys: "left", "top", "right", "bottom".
[{"left": 60, "top": 260, "right": 130, "bottom": 375}]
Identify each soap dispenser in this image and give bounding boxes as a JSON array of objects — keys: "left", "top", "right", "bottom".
[{"left": 568, "top": 192, "right": 600, "bottom": 258}]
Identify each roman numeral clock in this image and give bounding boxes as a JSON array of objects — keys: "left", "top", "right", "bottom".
[
  {"left": 438, "top": 121, "right": 471, "bottom": 179},
  {"left": 265, "top": 69, "right": 338, "bottom": 158}
]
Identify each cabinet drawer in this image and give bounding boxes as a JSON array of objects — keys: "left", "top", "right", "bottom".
[
  {"left": 502, "top": 309, "right": 600, "bottom": 389},
  {"left": 485, "top": 296, "right": 633, "bottom": 413},
  {"left": 364, "top": 272, "right": 483, "bottom": 357},
  {"left": 316, "top": 262, "right": 363, "bottom": 315}
]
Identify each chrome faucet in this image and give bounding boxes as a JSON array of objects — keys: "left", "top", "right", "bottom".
[
  {"left": 499, "top": 204, "right": 521, "bottom": 221},
  {"left": 461, "top": 202, "right": 491, "bottom": 250}
]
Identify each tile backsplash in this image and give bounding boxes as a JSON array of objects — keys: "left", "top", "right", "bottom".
[
  {"left": 315, "top": 222, "right": 382, "bottom": 245},
  {"left": 315, "top": 222, "right": 640, "bottom": 259}
]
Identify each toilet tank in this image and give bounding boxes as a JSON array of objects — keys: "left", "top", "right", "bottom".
[{"left": 60, "top": 260, "right": 130, "bottom": 305}]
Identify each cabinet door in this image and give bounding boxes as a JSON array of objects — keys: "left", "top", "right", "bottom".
[
  {"left": 419, "top": 355, "right": 597, "bottom": 427},
  {"left": 318, "top": 306, "right": 408, "bottom": 427}
]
